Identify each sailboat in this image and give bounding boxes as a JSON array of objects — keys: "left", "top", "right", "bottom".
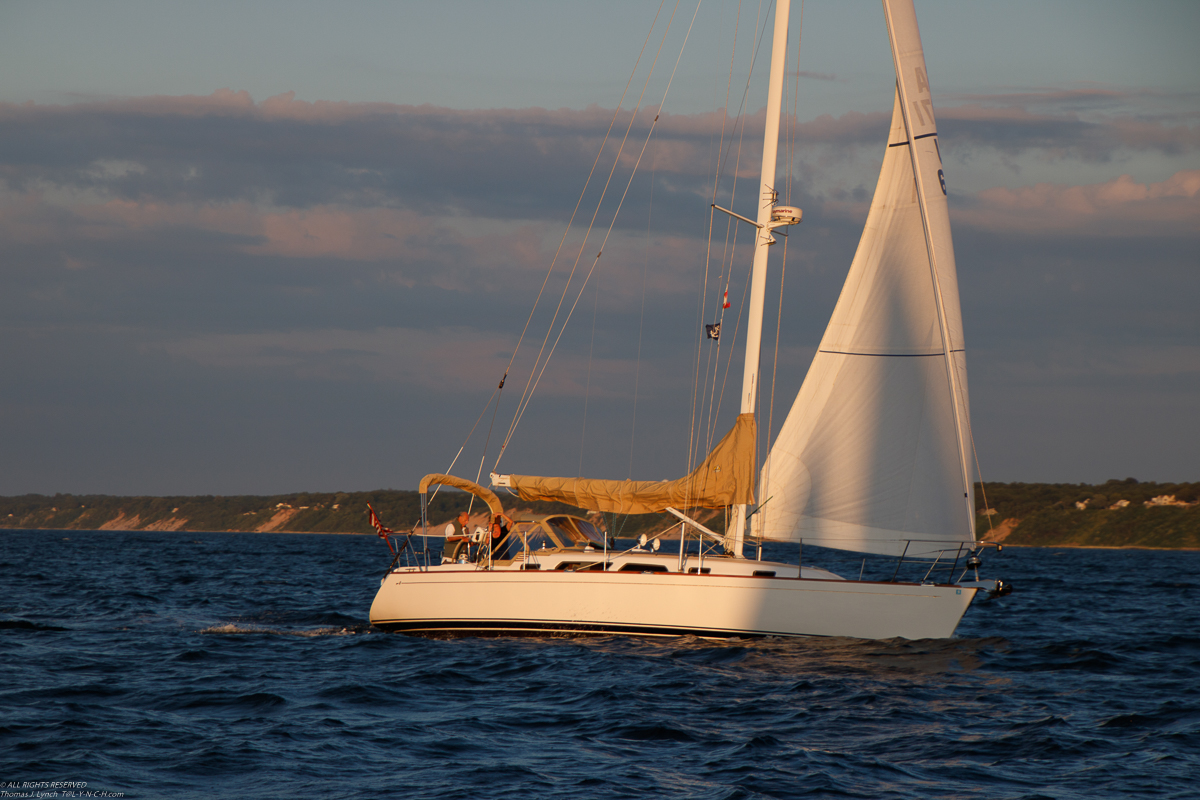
[{"left": 370, "top": 0, "right": 1007, "bottom": 640}]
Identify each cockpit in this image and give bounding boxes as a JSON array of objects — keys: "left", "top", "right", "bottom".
[{"left": 491, "top": 514, "right": 607, "bottom": 562}]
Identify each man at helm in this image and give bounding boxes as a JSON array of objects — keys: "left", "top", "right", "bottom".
[{"left": 442, "top": 510, "right": 471, "bottom": 563}]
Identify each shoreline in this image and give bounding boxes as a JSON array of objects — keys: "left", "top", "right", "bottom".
[
  {"left": 5, "top": 526, "right": 1199, "bottom": 551},
  {"left": 2, "top": 526, "right": 373, "bottom": 536},
  {"left": 995, "top": 543, "right": 1200, "bottom": 552},
  {"left": 4, "top": 481, "right": 1195, "bottom": 548}
]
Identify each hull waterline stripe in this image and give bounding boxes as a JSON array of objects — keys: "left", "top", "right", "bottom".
[{"left": 370, "top": 618, "right": 835, "bottom": 639}]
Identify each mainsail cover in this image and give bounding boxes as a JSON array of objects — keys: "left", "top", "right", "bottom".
[
  {"left": 504, "top": 413, "right": 756, "bottom": 514},
  {"left": 756, "top": 2, "right": 974, "bottom": 558}
]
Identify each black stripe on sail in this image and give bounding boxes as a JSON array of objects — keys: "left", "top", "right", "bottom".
[
  {"left": 818, "top": 349, "right": 964, "bottom": 357},
  {"left": 888, "top": 131, "right": 937, "bottom": 147}
]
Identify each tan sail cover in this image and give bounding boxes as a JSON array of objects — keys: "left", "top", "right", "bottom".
[
  {"left": 418, "top": 473, "right": 505, "bottom": 517},
  {"left": 506, "top": 413, "right": 756, "bottom": 514}
]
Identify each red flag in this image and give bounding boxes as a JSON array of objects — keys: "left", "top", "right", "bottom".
[
  {"left": 367, "top": 503, "right": 396, "bottom": 554},
  {"left": 722, "top": 290, "right": 731, "bottom": 309},
  {"left": 367, "top": 503, "right": 393, "bottom": 538}
]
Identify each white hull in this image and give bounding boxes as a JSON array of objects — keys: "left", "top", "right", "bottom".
[{"left": 370, "top": 564, "right": 977, "bottom": 640}]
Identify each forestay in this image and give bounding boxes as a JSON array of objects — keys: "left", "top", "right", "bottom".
[{"left": 755, "top": 0, "right": 974, "bottom": 558}]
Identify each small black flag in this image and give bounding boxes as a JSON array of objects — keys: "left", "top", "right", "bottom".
[{"left": 705, "top": 323, "right": 721, "bottom": 341}]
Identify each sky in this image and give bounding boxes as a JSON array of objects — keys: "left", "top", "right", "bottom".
[{"left": 0, "top": 0, "right": 1197, "bottom": 497}]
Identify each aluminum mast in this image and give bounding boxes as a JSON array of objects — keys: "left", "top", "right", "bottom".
[{"left": 726, "top": 0, "right": 792, "bottom": 557}]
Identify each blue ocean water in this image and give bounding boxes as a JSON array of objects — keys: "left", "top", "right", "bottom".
[{"left": 1, "top": 530, "right": 1197, "bottom": 799}]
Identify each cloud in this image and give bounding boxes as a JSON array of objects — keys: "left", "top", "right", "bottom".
[
  {"left": 153, "top": 324, "right": 678, "bottom": 400},
  {"left": 155, "top": 326, "right": 513, "bottom": 389},
  {"left": 4, "top": 89, "right": 1192, "bottom": 236},
  {"left": 954, "top": 169, "right": 1200, "bottom": 235},
  {"left": 1107, "top": 117, "right": 1200, "bottom": 154},
  {"left": 936, "top": 87, "right": 1200, "bottom": 162},
  {"left": 991, "top": 343, "right": 1200, "bottom": 386},
  {"left": 1, "top": 89, "right": 1197, "bottom": 492},
  {"left": 3, "top": 93, "right": 1194, "bottom": 332},
  {"left": 943, "top": 87, "right": 1140, "bottom": 113}
]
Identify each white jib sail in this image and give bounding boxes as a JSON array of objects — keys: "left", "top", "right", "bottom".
[{"left": 755, "top": 0, "right": 974, "bottom": 558}]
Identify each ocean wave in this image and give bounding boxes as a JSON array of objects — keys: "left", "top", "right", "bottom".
[
  {"left": 3, "top": 530, "right": 1198, "bottom": 799},
  {"left": 0, "top": 618, "right": 68, "bottom": 631},
  {"left": 198, "top": 623, "right": 364, "bottom": 637}
]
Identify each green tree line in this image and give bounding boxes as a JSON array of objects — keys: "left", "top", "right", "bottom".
[
  {"left": 0, "top": 489, "right": 677, "bottom": 540},
  {"left": 3, "top": 479, "right": 1196, "bottom": 548},
  {"left": 975, "top": 479, "right": 1199, "bottom": 549}
]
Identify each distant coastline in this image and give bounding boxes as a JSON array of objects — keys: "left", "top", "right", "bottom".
[
  {"left": 0, "top": 489, "right": 669, "bottom": 540},
  {"left": 3, "top": 479, "right": 1197, "bottom": 549},
  {"left": 974, "top": 479, "right": 1198, "bottom": 550}
]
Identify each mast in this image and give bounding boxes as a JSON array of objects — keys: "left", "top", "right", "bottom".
[{"left": 727, "top": 0, "right": 792, "bottom": 557}]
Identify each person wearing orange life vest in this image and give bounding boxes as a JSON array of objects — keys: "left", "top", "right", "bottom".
[{"left": 486, "top": 512, "right": 515, "bottom": 560}]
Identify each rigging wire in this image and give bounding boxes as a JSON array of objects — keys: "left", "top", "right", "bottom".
[
  {"left": 578, "top": 273, "right": 600, "bottom": 477},
  {"left": 499, "top": 0, "right": 706, "bottom": 473},
  {"left": 473, "top": 375, "right": 507, "bottom": 492},
  {"left": 497, "top": 0, "right": 686, "bottom": 472},
  {"left": 693, "top": 0, "right": 772, "bottom": 477},
  {"left": 438, "top": 1, "right": 669, "bottom": 498},
  {"left": 710, "top": 263, "right": 754, "bottom": 443},
  {"left": 428, "top": 382, "right": 502, "bottom": 509},
  {"left": 489, "top": 0, "right": 670, "bottom": 473},
  {"left": 629, "top": 167, "right": 655, "bottom": 480},
  {"left": 608, "top": 160, "right": 659, "bottom": 541},
  {"left": 968, "top": 415, "right": 995, "bottom": 535},
  {"left": 691, "top": 0, "right": 745, "bottom": 488},
  {"left": 762, "top": 236, "right": 788, "bottom": 532},
  {"left": 703, "top": 0, "right": 772, "bottom": 455}
]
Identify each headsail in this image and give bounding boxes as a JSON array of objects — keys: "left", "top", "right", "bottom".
[
  {"left": 755, "top": 0, "right": 974, "bottom": 558},
  {"left": 496, "top": 413, "right": 756, "bottom": 515}
]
